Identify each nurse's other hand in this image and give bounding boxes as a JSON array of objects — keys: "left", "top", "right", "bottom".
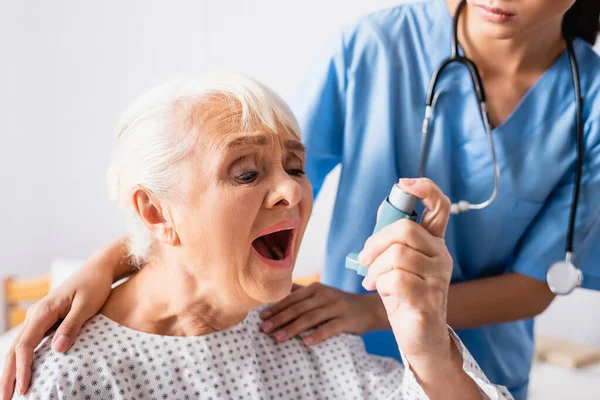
[
  {"left": 259, "top": 283, "right": 386, "bottom": 345},
  {"left": 0, "top": 256, "right": 114, "bottom": 400},
  {"left": 361, "top": 178, "right": 455, "bottom": 375}
]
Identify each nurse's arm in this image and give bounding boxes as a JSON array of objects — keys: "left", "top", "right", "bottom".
[
  {"left": 259, "top": 270, "right": 556, "bottom": 344},
  {"left": 446, "top": 272, "right": 555, "bottom": 330},
  {"left": 365, "top": 271, "right": 555, "bottom": 332}
]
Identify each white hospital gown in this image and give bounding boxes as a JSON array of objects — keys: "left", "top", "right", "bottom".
[{"left": 17, "top": 308, "right": 512, "bottom": 400}]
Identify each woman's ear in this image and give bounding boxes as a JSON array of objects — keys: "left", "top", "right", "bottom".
[{"left": 132, "top": 188, "right": 180, "bottom": 246}]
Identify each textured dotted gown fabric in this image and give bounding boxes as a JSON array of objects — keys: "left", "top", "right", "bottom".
[{"left": 17, "top": 308, "right": 512, "bottom": 399}]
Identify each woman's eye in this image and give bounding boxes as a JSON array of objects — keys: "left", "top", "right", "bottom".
[
  {"left": 287, "top": 168, "right": 305, "bottom": 177},
  {"left": 237, "top": 171, "right": 259, "bottom": 183}
]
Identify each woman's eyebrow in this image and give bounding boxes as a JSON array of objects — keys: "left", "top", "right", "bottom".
[
  {"left": 226, "top": 135, "right": 305, "bottom": 153},
  {"left": 227, "top": 135, "right": 269, "bottom": 148},
  {"left": 285, "top": 140, "right": 306, "bottom": 153}
]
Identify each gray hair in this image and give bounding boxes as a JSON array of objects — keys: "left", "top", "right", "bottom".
[{"left": 106, "top": 73, "right": 301, "bottom": 266}]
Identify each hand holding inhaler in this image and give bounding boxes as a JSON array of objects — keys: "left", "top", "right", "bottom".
[
  {"left": 258, "top": 184, "right": 422, "bottom": 347},
  {"left": 349, "top": 178, "right": 461, "bottom": 387}
]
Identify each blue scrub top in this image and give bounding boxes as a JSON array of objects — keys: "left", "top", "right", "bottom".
[{"left": 289, "top": 1, "right": 600, "bottom": 399}]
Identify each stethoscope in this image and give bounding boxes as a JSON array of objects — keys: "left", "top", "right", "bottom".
[{"left": 419, "top": 0, "right": 585, "bottom": 295}]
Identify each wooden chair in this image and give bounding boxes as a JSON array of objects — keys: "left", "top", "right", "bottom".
[
  {"left": 3, "top": 274, "right": 51, "bottom": 331},
  {"left": 292, "top": 273, "right": 320, "bottom": 287}
]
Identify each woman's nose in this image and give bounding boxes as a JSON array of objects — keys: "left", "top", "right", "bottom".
[{"left": 264, "top": 170, "right": 303, "bottom": 209}]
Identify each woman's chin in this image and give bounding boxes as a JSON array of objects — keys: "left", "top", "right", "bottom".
[
  {"left": 272, "top": 279, "right": 295, "bottom": 302},
  {"left": 265, "top": 277, "right": 294, "bottom": 302},
  {"left": 242, "top": 256, "right": 295, "bottom": 304},
  {"left": 245, "top": 274, "right": 294, "bottom": 305}
]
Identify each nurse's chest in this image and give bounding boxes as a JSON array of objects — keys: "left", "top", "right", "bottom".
[
  {"left": 481, "top": 73, "right": 539, "bottom": 129},
  {"left": 393, "top": 95, "right": 567, "bottom": 275}
]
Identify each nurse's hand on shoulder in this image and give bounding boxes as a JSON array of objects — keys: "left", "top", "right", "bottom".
[
  {"left": 259, "top": 282, "right": 387, "bottom": 345},
  {"left": 361, "top": 178, "right": 457, "bottom": 382}
]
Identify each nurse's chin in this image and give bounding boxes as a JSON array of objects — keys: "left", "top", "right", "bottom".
[{"left": 471, "top": 16, "right": 524, "bottom": 39}]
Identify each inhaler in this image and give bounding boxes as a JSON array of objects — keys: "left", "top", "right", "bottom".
[{"left": 345, "top": 184, "right": 418, "bottom": 276}]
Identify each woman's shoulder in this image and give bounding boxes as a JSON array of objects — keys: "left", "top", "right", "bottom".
[
  {"left": 248, "top": 306, "right": 363, "bottom": 354},
  {"left": 22, "top": 315, "right": 108, "bottom": 399},
  {"left": 247, "top": 307, "right": 401, "bottom": 370},
  {"left": 244, "top": 308, "right": 404, "bottom": 398}
]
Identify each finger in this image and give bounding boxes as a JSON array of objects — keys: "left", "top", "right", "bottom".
[
  {"left": 0, "top": 326, "right": 25, "bottom": 400},
  {"left": 15, "top": 302, "right": 62, "bottom": 395},
  {"left": 302, "top": 319, "right": 346, "bottom": 346},
  {"left": 375, "top": 269, "right": 427, "bottom": 316},
  {"left": 291, "top": 283, "right": 303, "bottom": 291},
  {"left": 261, "top": 294, "right": 328, "bottom": 334},
  {"left": 362, "top": 243, "right": 429, "bottom": 291},
  {"left": 51, "top": 300, "right": 94, "bottom": 353},
  {"left": 1, "top": 351, "right": 16, "bottom": 400},
  {"left": 15, "top": 298, "right": 93, "bottom": 396},
  {"left": 271, "top": 306, "right": 337, "bottom": 342},
  {"left": 260, "top": 283, "right": 317, "bottom": 320},
  {"left": 399, "top": 178, "right": 451, "bottom": 238},
  {"left": 14, "top": 342, "right": 34, "bottom": 397},
  {"left": 358, "top": 219, "right": 439, "bottom": 266},
  {"left": 375, "top": 269, "right": 424, "bottom": 299}
]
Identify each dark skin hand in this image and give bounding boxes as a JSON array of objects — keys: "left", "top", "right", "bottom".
[{"left": 259, "top": 272, "right": 555, "bottom": 346}]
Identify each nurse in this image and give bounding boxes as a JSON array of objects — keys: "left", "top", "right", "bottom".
[
  {"left": 1, "top": 0, "right": 599, "bottom": 399},
  {"left": 259, "top": 1, "right": 600, "bottom": 398}
]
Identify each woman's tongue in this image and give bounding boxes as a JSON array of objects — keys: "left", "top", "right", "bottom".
[
  {"left": 253, "top": 235, "right": 285, "bottom": 260},
  {"left": 253, "top": 237, "right": 272, "bottom": 259}
]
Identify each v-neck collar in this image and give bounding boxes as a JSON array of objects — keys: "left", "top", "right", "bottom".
[
  {"left": 430, "top": 0, "right": 578, "bottom": 150},
  {"left": 491, "top": 49, "right": 570, "bottom": 134}
]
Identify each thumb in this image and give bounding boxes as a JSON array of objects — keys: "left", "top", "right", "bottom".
[
  {"left": 51, "top": 302, "right": 93, "bottom": 353},
  {"left": 398, "top": 178, "right": 451, "bottom": 238},
  {"left": 291, "top": 283, "right": 304, "bottom": 291}
]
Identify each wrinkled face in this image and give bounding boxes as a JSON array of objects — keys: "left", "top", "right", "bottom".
[
  {"left": 464, "top": 0, "right": 576, "bottom": 39},
  {"left": 169, "top": 112, "right": 313, "bottom": 307}
]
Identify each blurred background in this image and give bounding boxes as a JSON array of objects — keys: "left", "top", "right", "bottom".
[{"left": 1, "top": 1, "right": 599, "bottom": 398}]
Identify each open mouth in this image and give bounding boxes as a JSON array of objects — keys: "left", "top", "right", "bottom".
[{"left": 252, "top": 228, "right": 294, "bottom": 261}]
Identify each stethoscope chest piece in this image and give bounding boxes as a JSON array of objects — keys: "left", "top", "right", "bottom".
[{"left": 547, "top": 259, "right": 583, "bottom": 295}]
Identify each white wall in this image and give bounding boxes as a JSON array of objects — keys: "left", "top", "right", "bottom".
[
  {"left": 0, "top": 0, "right": 599, "bottom": 348},
  {"left": 0, "top": 0, "right": 398, "bottom": 278},
  {"left": 0, "top": 0, "right": 400, "bottom": 328}
]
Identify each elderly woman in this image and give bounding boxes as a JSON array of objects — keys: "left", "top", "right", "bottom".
[{"left": 12, "top": 74, "right": 509, "bottom": 400}]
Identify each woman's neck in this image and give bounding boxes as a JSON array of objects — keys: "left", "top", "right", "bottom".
[
  {"left": 101, "top": 257, "right": 252, "bottom": 337},
  {"left": 446, "top": 0, "right": 566, "bottom": 79}
]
